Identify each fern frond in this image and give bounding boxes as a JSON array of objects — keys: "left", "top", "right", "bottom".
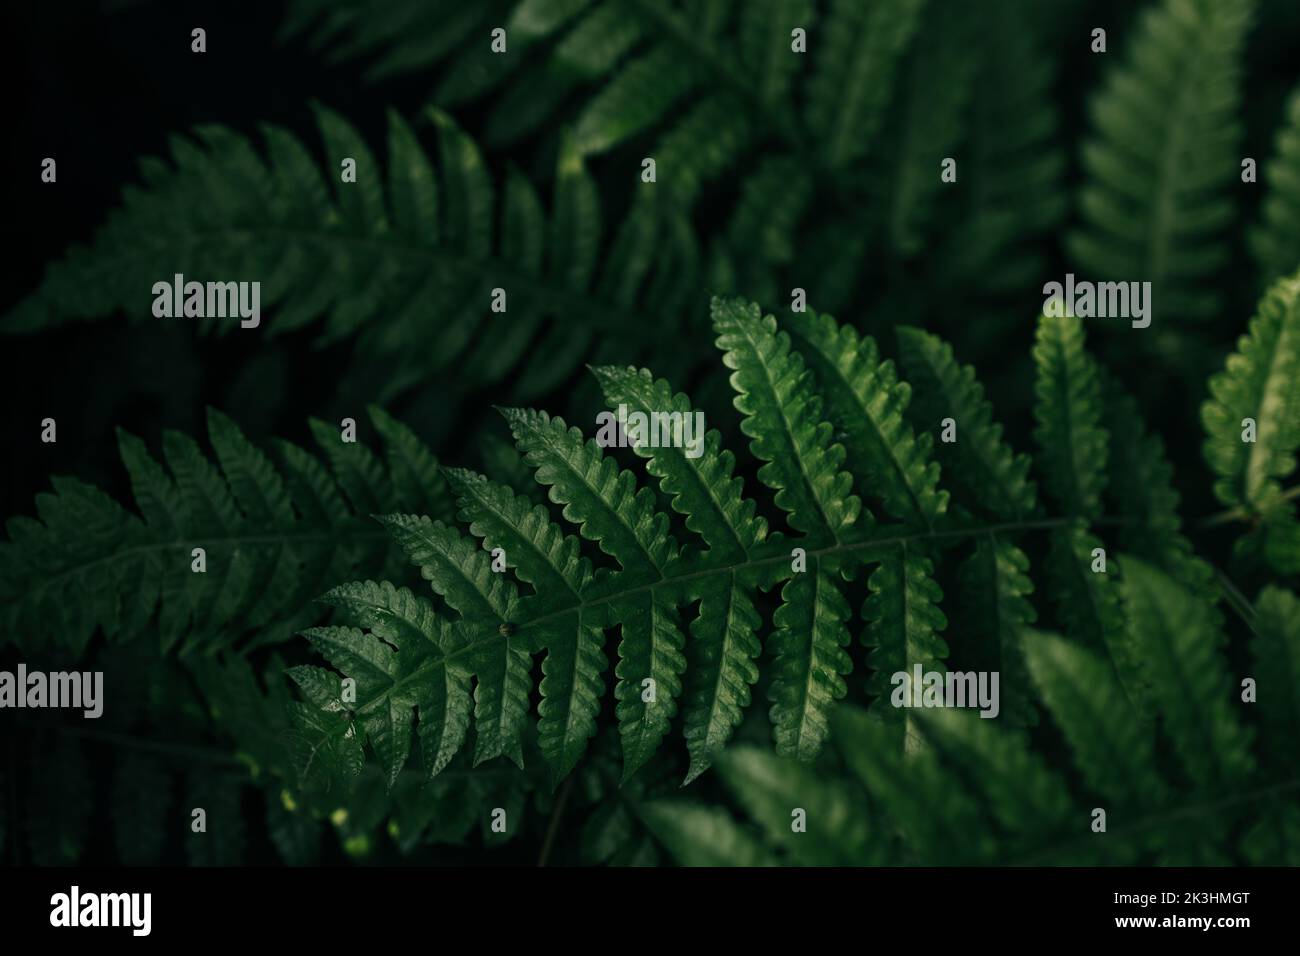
[
  {"left": 832, "top": 706, "right": 993, "bottom": 864},
  {"left": 1119, "top": 556, "right": 1255, "bottom": 786},
  {"left": 1251, "top": 85, "right": 1300, "bottom": 284},
  {"left": 0, "top": 407, "right": 446, "bottom": 656},
  {"left": 1201, "top": 269, "right": 1300, "bottom": 515},
  {"left": 714, "top": 744, "right": 878, "bottom": 865},
  {"left": 939, "top": 0, "right": 1065, "bottom": 294},
  {"left": 867, "top": 2, "right": 978, "bottom": 258},
  {"left": 1021, "top": 629, "right": 1162, "bottom": 805},
  {"left": 4, "top": 108, "right": 698, "bottom": 402},
  {"left": 1251, "top": 586, "right": 1300, "bottom": 771},
  {"left": 1067, "top": 0, "right": 1255, "bottom": 326},
  {"left": 276, "top": 293, "right": 1272, "bottom": 802},
  {"left": 805, "top": 0, "right": 925, "bottom": 170}
]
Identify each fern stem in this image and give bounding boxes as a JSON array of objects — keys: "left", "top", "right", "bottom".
[
  {"left": 26, "top": 723, "right": 246, "bottom": 768},
  {"left": 1210, "top": 563, "right": 1258, "bottom": 630},
  {"left": 1197, "top": 483, "right": 1300, "bottom": 528},
  {"left": 107, "top": 224, "right": 673, "bottom": 347},
  {"left": 25, "top": 526, "right": 393, "bottom": 596},
  {"left": 537, "top": 774, "right": 576, "bottom": 867},
  {"left": 353, "top": 515, "right": 1106, "bottom": 721}
]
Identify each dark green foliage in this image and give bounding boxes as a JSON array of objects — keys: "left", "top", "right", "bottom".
[
  {"left": 1068, "top": 0, "right": 1255, "bottom": 328},
  {"left": 4, "top": 107, "right": 711, "bottom": 403},
  {"left": 1202, "top": 273, "right": 1300, "bottom": 573},
  {"left": 0, "top": 407, "right": 451, "bottom": 657},
  {"left": 9, "top": 0, "right": 1300, "bottom": 868},
  {"left": 1252, "top": 85, "right": 1300, "bottom": 285}
]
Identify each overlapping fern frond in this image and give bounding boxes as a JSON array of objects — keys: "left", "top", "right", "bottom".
[
  {"left": 1068, "top": 0, "right": 1255, "bottom": 329},
  {"left": 1252, "top": 84, "right": 1300, "bottom": 285},
  {"left": 285, "top": 280, "right": 1269, "bottom": 799},
  {"left": 643, "top": 565, "right": 1295, "bottom": 866},
  {"left": 1202, "top": 271, "right": 1300, "bottom": 573},
  {"left": 0, "top": 406, "right": 451, "bottom": 656},
  {"left": 644, "top": 567, "right": 1294, "bottom": 868},
  {"left": 4, "top": 106, "right": 711, "bottom": 401}
]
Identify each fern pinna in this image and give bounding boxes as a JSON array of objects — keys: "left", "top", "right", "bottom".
[{"left": 286, "top": 280, "right": 1291, "bottom": 800}]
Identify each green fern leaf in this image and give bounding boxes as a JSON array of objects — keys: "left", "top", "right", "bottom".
[
  {"left": 1022, "top": 629, "right": 1163, "bottom": 804},
  {"left": 786, "top": 309, "right": 947, "bottom": 528},
  {"left": 501, "top": 407, "right": 677, "bottom": 581},
  {"left": 536, "top": 610, "right": 608, "bottom": 784},
  {"left": 1033, "top": 310, "right": 1108, "bottom": 520},
  {"left": 444, "top": 468, "right": 592, "bottom": 601},
  {"left": 1067, "top": 0, "right": 1255, "bottom": 326},
  {"left": 590, "top": 365, "right": 767, "bottom": 561},
  {"left": 1119, "top": 556, "right": 1255, "bottom": 785},
  {"left": 1201, "top": 270, "right": 1300, "bottom": 515},
  {"left": 0, "top": 407, "right": 439, "bottom": 656},
  {"left": 3, "top": 108, "right": 698, "bottom": 403},
  {"left": 767, "top": 561, "right": 853, "bottom": 761},
  {"left": 805, "top": 0, "right": 925, "bottom": 169},
  {"left": 637, "top": 800, "right": 775, "bottom": 866},
  {"left": 681, "top": 573, "right": 762, "bottom": 784},
  {"left": 1251, "top": 85, "right": 1300, "bottom": 284},
  {"left": 712, "top": 297, "right": 862, "bottom": 542},
  {"left": 613, "top": 591, "right": 688, "bottom": 779},
  {"left": 895, "top": 326, "right": 1036, "bottom": 520},
  {"left": 1044, "top": 523, "right": 1148, "bottom": 719},
  {"left": 957, "top": 535, "right": 1037, "bottom": 729},
  {"left": 861, "top": 543, "right": 948, "bottom": 749},
  {"left": 1251, "top": 586, "right": 1300, "bottom": 771}
]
